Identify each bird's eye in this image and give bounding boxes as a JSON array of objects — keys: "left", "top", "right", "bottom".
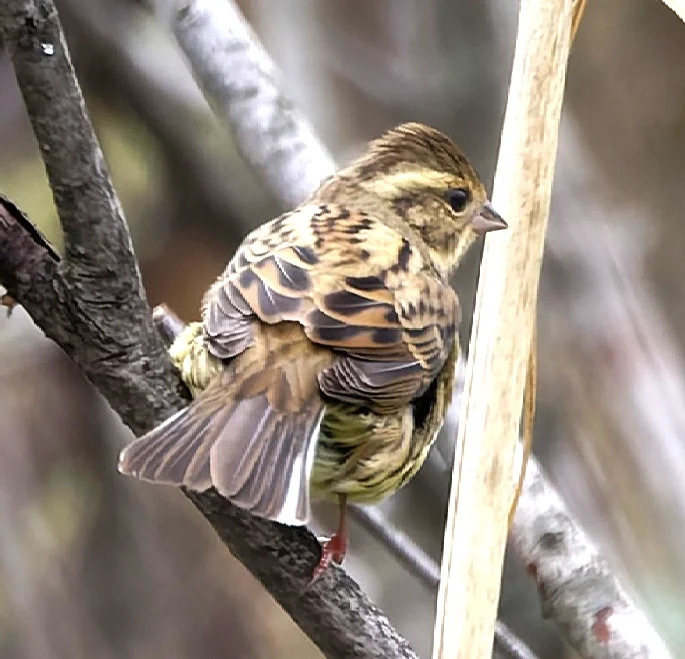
[{"left": 446, "top": 188, "right": 470, "bottom": 213}]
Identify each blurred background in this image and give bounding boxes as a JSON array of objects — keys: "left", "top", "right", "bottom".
[{"left": 1, "top": 0, "right": 685, "bottom": 657}]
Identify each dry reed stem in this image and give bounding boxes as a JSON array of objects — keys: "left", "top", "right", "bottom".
[{"left": 431, "top": 1, "right": 574, "bottom": 657}]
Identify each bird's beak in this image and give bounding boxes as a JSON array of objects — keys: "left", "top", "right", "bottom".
[{"left": 471, "top": 201, "right": 507, "bottom": 235}]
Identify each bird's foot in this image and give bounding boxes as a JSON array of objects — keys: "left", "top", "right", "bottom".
[{"left": 310, "top": 532, "right": 348, "bottom": 583}]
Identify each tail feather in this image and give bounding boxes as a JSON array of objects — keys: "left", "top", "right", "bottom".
[
  {"left": 218, "top": 402, "right": 324, "bottom": 524},
  {"left": 118, "top": 375, "right": 325, "bottom": 526}
]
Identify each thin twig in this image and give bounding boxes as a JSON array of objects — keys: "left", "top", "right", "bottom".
[
  {"left": 349, "top": 506, "right": 441, "bottom": 589},
  {"left": 432, "top": 1, "right": 574, "bottom": 657},
  {"left": 0, "top": 3, "right": 418, "bottom": 658},
  {"left": 348, "top": 507, "right": 539, "bottom": 659},
  {"left": 58, "top": 0, "right": 256, "bottom": 242}
]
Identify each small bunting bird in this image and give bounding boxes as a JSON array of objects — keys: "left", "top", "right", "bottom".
[{"left": 118, "top": 123, "right": 506, "bottom": 578}]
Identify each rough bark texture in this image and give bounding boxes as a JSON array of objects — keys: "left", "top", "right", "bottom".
[{"left": 0, "top": 0, "right": 183, "bottom": 432}]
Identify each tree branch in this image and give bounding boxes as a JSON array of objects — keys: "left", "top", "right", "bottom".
[
  {"left": 0, "top": 0, "right": 180, "bottom": 427},
  {"left": 345, "top": 509, "right": 540, "bottom": 659},
  {"left": 511, "top": 459, "right": 672, "bottom": 658},
  {"left": 170, "top": 0, "right": 336, "bottom": 209},
  {"left": 0, "top": 2, "right": 418, "bottom": 658}
]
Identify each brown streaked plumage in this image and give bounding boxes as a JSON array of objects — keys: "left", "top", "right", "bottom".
[{"left": 118, "top": 122, "right": 507, "bottom": 577}]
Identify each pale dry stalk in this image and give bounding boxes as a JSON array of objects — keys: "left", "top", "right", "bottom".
[{"left": 432, "top": 1, "right": 574, "bottom": 657}]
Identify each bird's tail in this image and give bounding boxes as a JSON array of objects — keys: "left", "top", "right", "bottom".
[{"left": 118, "top": 325, "right": 330, "bottom": 526}]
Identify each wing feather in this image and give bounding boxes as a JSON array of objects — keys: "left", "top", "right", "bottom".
[{"left": 202, "top": 203, "right": 460, "bottom": 411}]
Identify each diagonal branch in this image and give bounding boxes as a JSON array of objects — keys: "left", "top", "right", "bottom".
[
  {"left": 170, "top": 0, "right": 336, "bottom": 208},
  {"left": 511, "top": 459, "right": 672, "bottom": 658},
  {"left": 0, "top": 0, "right": 180, "bottom": 426},
  {"left": 0, "top": 2, "right": 417, "bottom": 658}
]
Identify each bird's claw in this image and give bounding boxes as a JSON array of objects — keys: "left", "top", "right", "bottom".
[{"left": 309, "top": 533, "right": 348, "bottom": 584}]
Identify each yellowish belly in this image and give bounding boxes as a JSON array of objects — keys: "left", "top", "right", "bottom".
[{"left": 310, "top": 402, "right": 440, "bottom": 504}]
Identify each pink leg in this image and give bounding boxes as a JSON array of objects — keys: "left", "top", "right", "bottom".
[{"left": 310, "top": 494, "right": 348, "bottom": 582}]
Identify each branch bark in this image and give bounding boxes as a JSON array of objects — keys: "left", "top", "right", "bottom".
[
  {"left": 0, "top": 0, "right": 180, "bottom": 426},
  {"left": 0, "top": 3, "right": 417, "bottom": 658}
]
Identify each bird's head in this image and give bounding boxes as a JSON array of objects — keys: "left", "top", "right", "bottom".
[{"left": 317, "top": 123, "right": 507, "bottom": 277}]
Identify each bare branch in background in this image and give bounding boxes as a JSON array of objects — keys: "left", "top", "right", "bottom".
[
  {"left": 354, "top": 388, "right": 673, "bottom": 659},
  {"left": 57, "top": 0, "right": 267, "bottom": 243},
  {"left": 169, "top": 0, "right": 336, "bottom": 208},
  {"left": 511, "top": 459, "right": 672, "bottom": 658},
  {"left": 0, "top": 3, "right": 420, "bottom": 658},
  {"left": 346, "top": 509, "right": 541, "bottom": 659}
]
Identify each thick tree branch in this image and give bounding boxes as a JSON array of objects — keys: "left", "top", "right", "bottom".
[
  {"left": 0, "top": 1, "right": 180, "bottom": 429},
  {"left": 0, "top": 2, "right": 418, "bottom": 658}
]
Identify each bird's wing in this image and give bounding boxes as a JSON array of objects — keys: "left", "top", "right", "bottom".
[{"left": 204, "top": 203, "right": 461, "bottom": 411}]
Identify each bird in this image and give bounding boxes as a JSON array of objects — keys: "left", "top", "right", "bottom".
[{"left": 118, "top": 122, "right": 507, "bottom": 579}]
